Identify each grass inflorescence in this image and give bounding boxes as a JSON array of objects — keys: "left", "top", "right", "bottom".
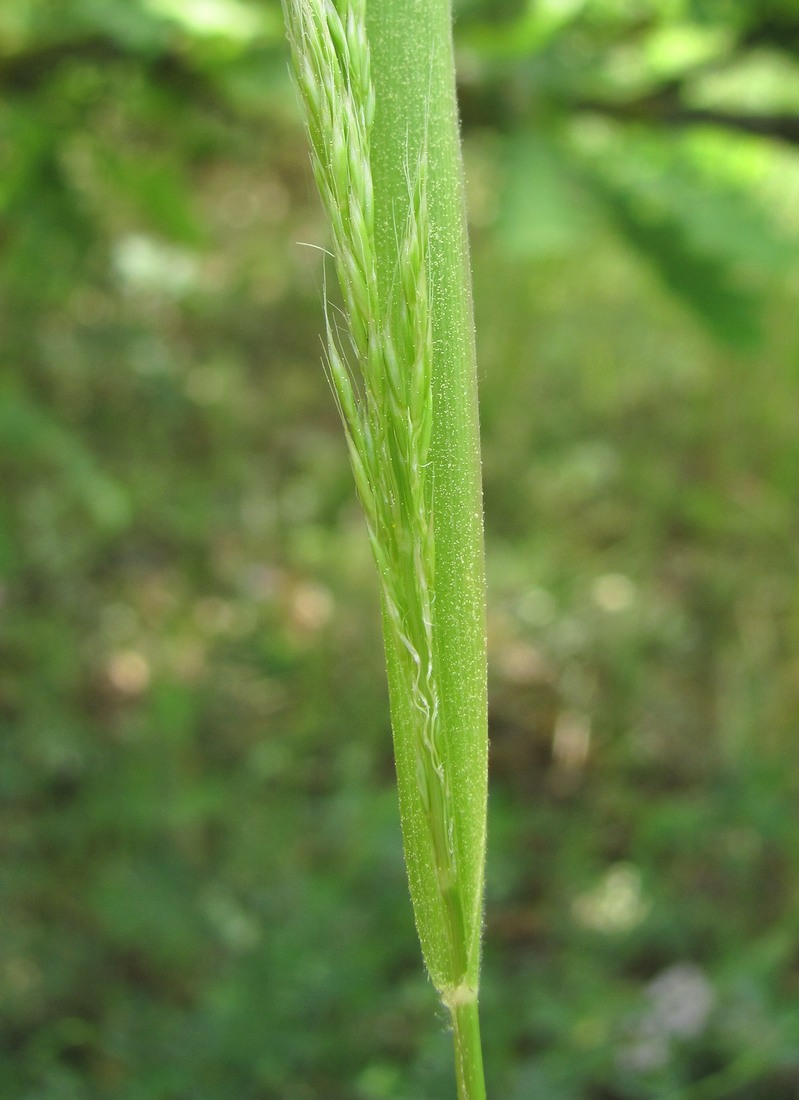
[
  {"left": 285, "top": 0, "right": 458, "bottom": 974},
  {"left": 283, "top": 0, "right": 487, "bottom": 1094}
]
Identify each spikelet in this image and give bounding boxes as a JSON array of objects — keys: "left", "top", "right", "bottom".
[{"left": 283, "top": 0, "right": 466, "bottom": 996}]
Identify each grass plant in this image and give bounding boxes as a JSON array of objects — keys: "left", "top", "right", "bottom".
[{"left": 282, "top": 0, "right": 488, "bottom": 1095}]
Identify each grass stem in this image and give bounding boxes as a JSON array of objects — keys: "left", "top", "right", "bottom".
[
  {"left": 282, "top": 0, "right": 488, "bottom": 1093},
  {"left": 451, "top": 998, "right": 487, "bottom": 1100}
]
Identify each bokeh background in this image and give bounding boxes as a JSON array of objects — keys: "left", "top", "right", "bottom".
[{"left": 4, "top": 1, "right": 799, "bottom": 1097}]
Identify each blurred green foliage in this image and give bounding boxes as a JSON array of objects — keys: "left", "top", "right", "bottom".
[{"left": 3, "top": 0, "right": 799, "bottom": 1097}]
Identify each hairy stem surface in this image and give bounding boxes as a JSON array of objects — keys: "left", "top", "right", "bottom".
[{"left": 366, "top": 0, "right": 487, "bottom": 1013}]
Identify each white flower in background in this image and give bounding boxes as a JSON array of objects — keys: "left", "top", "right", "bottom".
[
  {"left": 620, "top": 962, "right": 715, "bottom": 1072},
  {"left": 113, "top": 234, "right": 199, "bottom": 297},
  {"left": 572, "top": 863, "right": 651, "bottom": 934},
  {"left": 592, "top": 572, "right": 636, "bottom": 613}
]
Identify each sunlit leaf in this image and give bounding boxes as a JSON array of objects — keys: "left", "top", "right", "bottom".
[
  {"left": 497, "top": 132, "right": 598, "bottom": 258},
  {"left": 144, "top": 0, "right": 280, "bottom": 43}
]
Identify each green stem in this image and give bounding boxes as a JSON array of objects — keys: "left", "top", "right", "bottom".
[
  {"left": 366, "top": 0, "right": 488, "bottom": 982},
  {"left": 451, "top": 998, "right": 487, "bottom": 1100},
  {"left": 366, "top": 0, "right": 488, "bottom": 1091},
  {"left": 282, "top": 0, "right": 488, "bottom": 1092}
]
